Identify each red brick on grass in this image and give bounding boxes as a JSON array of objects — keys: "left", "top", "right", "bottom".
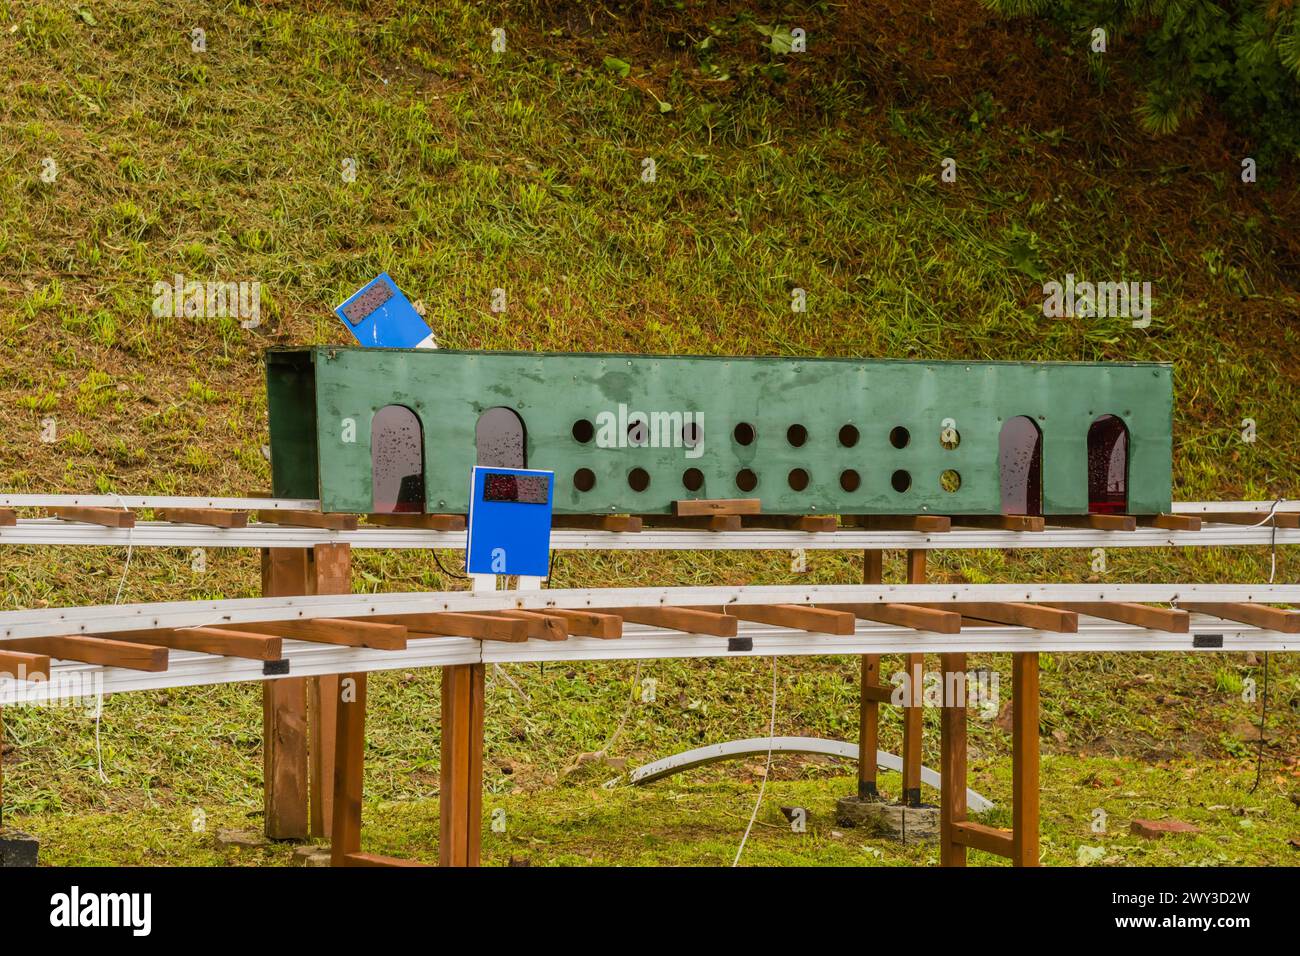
[{"left": 1130, "top": 819, "right": 1201, "bottom": 839}]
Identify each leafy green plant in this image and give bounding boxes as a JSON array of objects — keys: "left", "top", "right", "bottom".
[{"left": 983, "top": 0, "right": 1300, "bottom": 159}]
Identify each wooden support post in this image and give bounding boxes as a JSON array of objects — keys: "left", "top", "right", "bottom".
[
  {"left": 329, "top": 673, "right": 366, "bottom": 866},
  {"left": 440, "top": 663, "right": 485, "bottom": 867},
  {"left": 261, "top": 548, "right": 310, "bottom": 841},
  {"left": 1011, "top": 652, "right": 1040, "bottom": 866},
  {"left": 308, "top": 543, "right": 352, "bottom": 839},
  {"left": 939, "top": 651, "right": 967, "bottom": 867},
  {"left": 260, "top": 542, "right": 352, "bottom": 841},
  {"left": 857, "top": 549, "right": 883, "bottom": 799},
  {"left": 901, "top": 549, "right": 926, "bottom": 806}
]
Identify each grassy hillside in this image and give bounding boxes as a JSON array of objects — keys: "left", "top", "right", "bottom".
[{"left": 0, "top": 0, "right": 1296, "bottom": 865}]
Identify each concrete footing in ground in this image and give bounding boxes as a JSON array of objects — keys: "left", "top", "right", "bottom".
[
  {"left": 836, "top": 796, "right": 939, "bottom": 845},
  {"left": 0, "top": 829, "right": 40, "bottom": 867}
]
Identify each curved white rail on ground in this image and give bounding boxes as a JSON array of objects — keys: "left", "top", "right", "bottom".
[{"left": 629, "top": 736, "right": 995, "bottom": 813}]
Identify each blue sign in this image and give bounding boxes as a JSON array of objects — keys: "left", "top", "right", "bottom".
[
  {"left": 334, "top": 273, "right": 435, "bottom": 349},
  {"left": 466, "top": 466, "right": 554, "bottom": 578}
]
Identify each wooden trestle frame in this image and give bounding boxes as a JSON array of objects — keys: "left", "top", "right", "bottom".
[
  {"left": 0, "top": 499, "right": 1297, "bottom": 866},
  {"left": 855, "top": 548, "right": 1042, "bottom": 864}
]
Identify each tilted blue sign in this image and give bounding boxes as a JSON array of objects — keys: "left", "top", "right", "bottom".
[{"left": 334, "top": 272, "right": 435, "bottom": 349}]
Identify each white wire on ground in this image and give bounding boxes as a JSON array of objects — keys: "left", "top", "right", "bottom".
[
  {"left": 732, "top": 656, "right": 778, "bottom": 867},
  {"left": 597, "top": 662, "right": 642, "bottom": 758}
]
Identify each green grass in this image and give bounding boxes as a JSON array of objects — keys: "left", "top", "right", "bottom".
[{"left": 0, "top": 0, "right": 1297, "bottom": 865}]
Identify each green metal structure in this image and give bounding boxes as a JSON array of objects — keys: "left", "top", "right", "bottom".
[{"left": 265, "top": 346, "right": 1173, "bottom": 517}]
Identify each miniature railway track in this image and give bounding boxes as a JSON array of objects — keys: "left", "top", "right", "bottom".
[
  {"left": 1, "top": 613, "right": 1294, "bottom": 706},
  {"left": 0, "top": 583, "right": 1295, "bottom": 705},
  {"left": 0, "top": 493, "right": 1293, "bottom": 869},
  {"left": 0, "top": 496, "right": 1294, "bottom": 550}
]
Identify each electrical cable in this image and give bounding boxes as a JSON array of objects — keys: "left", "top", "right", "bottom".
[
  {"left": 431, "top": 548, "right": 468, "bottom": 581},
  {"left": 732, "top": 655, "right": 778, "bottom": 867}
]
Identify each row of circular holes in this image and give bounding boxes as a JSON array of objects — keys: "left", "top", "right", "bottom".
[
  {"left": 572, "top": 420, "right": 961, "bottom": 451},
  {"left": 572, "top": 466, "right": 962, "bottom": 494}
]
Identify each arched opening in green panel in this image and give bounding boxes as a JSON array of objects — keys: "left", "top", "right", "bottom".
[
  {"left": 476, "top": 407, "right": 527, "bottom": 468},
  {"left": 999, "top": 416, "right": 1043, "bottom": 516},
  {"left": 1087, "top": 414, "right": 1129, "bottom": 515},
  {"left": 371, "top": 404, "right": 425, "bottom": 514}
]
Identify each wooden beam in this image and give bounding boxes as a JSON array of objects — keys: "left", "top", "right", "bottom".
[
  {"left": 925, "top": 602, "right": 1078, "bottom": 632},
  {"left": 371, "top": 612, "right": 528, "bottom": 642},
  {"left": 48, "top": 506, "right": 134, "bottom": 528},
  {"left": 720, "top": 604, "right": 856, "bottom": 635},
  {"left": 951, "top": 821, "right": 1014, "bottom": 858},
  {"left": 831, "top": 603, "right": 962, "bottom": 633},
  {"left": 330, "top": 673, "right": 366, "bottom": 866},
  {"left": 0, "top": 509, "right": 15, "bottom": 527},
  {"left": 440, "top": 663, "right": 484, "bottom": 867},
  {"left": 255, "top": 510, "right": 359, "bottom": 531},
  {"left": 261, "top": 547, "right": 310, "bottom": 842},
  {"left": 949, "top": 514, "right": 1044, "bottom": 532},
  {"left": 1136, "top": 513, "right": 1201, "bottom": 531},
  {"left": 608, "top": 606, "right": 737, "bottom": 637},
  {"left": 155, "top": 508, "right": 248, "bottom": 528},
  {"left": 238, "top": 619, "right": 407, "bottom": 650},
  {"left": 1012, "top": 652, "right": 1040, "bottom": 866},
  {"left": 673, "top": 498, "right": 761, "bottom": 516},
  {"left": 9, "top": 636, "right": 166, "bottom": 671},
  {"left": 344, "top": 852, "right": 429, "bottom": 867},
  {"left": 642, "top": 514, "right": 742, "bottom": 531},
  {"left": 113, "top": 627, "right": 282, "bottom": 660},
  {"left": 1198, "top": 512, "right": 1300, "bottom": 528},
  {"left": 543, "top": 609, "right": 622, "bottom": 639},
  {"left": 1047, "top": 602, "right": 1189, "bottom": 633},
  {"left": 0, "top": 649, "right": 50, "bottom": 679},
  {"left": 1047, "top": 514, "right": 1137, "bottom": 531},
  {"left": 365, "top": 513, "right": 465, "bottom": 531},
  {"left": 308, "top": 543, "right": 350, "bottom": 841},
  {"left": 859, "top": 683, "right": 893, "bottom": 704},
  {"left": 940, "top": 651, "right": 968, "bottom": 867},
  {"left": 551, "top": 515, "right": 642, "bottom": 533},
  {"left": 848, "top": 514, "right": 951, "bottom": 533},
  {"left": 742, "top": 515, "right": 838, "bottom": 532},
  {"left": 1179, "top": 602, "right": 1300, "bottom": 632},
  {"left": 494, "top": 610, "right": 568, "bottom": 641}
]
